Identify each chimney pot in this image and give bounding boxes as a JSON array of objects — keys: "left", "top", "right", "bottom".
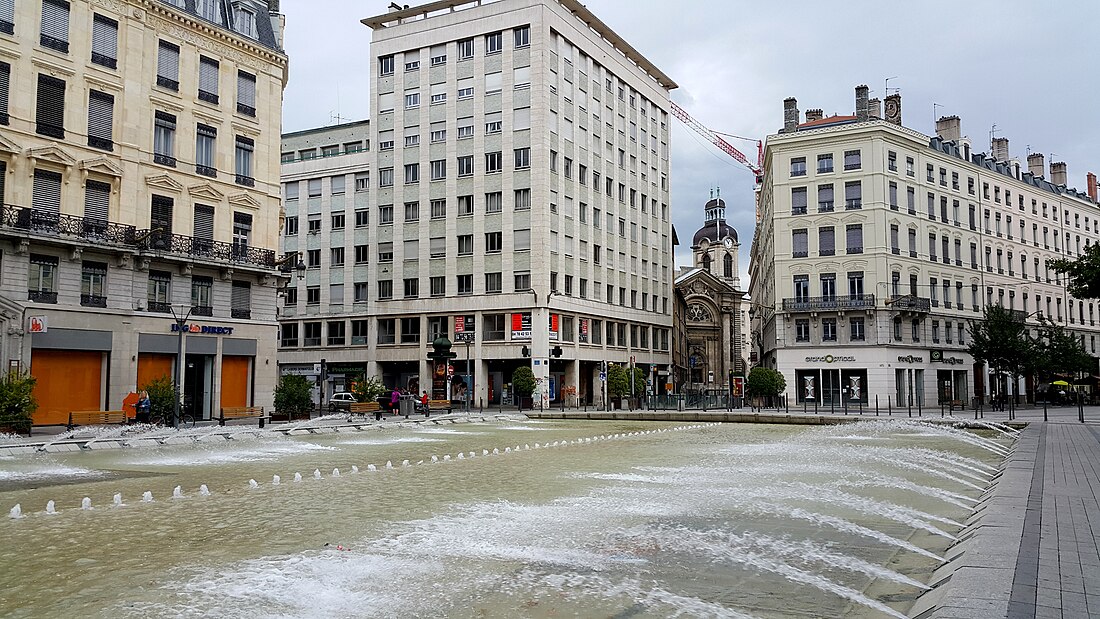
[
  {"left": 1027, "top": 153, "right": 1045, "bottom": 179},
  {"left": 805, "top": 108, "right": 823, "bottom": 122},
  {"left": 868, "top": 98, "right": 881, "bottom": 119},
  {"left": 782, "top": 97, "right": 799, "bottom": 133},
  {"left": 1050, "top": 162, "right": 1068, "bottom": 186},
  {"left": 883, "top": 93, "right": 902, "bottom": 125},
  {"left": 855, "top": 85, "right": 869, "bottom": 122},
  {"left": 1088, "top": 172, "right": 1097, "bottom": 202},
  {"left": 935, "top": 115, "right": 961, "bottom": 142},
  {"left": 991, "top": 137, "right": 1010, "bottom": 162}
]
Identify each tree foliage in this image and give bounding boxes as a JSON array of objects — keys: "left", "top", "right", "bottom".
[
  {"left": 349, "top": 374, "right": 386, "bottom": 403},
  {"left": 273, "top": 374, "right": 315, "bottom": 416},
  {"left": 512, "top": 366, "right": 536, "bottom": 398},
  {"left": 141, "top": 374, "right": 179, "bottom": 424},
  {"left": 967, "top": 304, "right": 1035, "bottom": 378},
  {"left": 745, "top": 367, "right": 786, "bottom": 398},
  {"left": 1049, "top": 243, "right": 1100, "bottom": 300},
  {"left": 605, "top": 363, "right": 636, "bottom": 398},
  {"left": 0, "top": 370, "right": 37, "bottom": 434},
  {"left": 1034, "top": 317, "right": 1095, "bottom": 377}
]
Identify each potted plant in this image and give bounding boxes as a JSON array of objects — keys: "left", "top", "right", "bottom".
[
  {"left": 273, "top": 374, "right": 315, "bottom": 421},
  {"left": 141, "top": 375, "right": 180, "bottom": 424},
  {"left": 0, "top": 370, "right": 38, "bottom": 436},
  {"left": 512, "top": 366, "right": 536, "bottom": 410}
]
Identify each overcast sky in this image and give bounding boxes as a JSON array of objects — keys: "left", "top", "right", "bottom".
[{"left": 279, "top": 1, "right": 1100, "bottom": 283}]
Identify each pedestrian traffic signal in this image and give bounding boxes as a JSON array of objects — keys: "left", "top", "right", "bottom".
[
  {"left": 551, "top": 346, "right": 562, "bottom": 357},
  {"left": 521, "top": 346, "right": 530, "bottom": 357}
]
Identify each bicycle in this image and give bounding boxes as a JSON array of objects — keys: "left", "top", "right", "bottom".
[{"left": 131, "top": 403, "right": 195, "bottom": 428}]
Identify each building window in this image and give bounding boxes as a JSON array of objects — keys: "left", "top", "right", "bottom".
[
  {"left": 458, "top": 195, "right": 474, "bottom": 217},
  {"left": 157, "top": 40, "right": 180, "bottom": 90},
  {"left": 35, "top": 74, "right": 65, "bottom": 138},
  {"left": 822, "top": 318, "right": 837, "bottom": 341},
  {"left": 430, "top": 159, "right": 446, "bottom": 181},
  {"left": 846, "top": 224, "right": 863, "bottom": 254},
  {"left": 485, "top": 31, "right": 502, "bottom": 54},
  {"left": 237, "top": 70, "right": 256, "bottom": 117},
  {"left": 302, "top": 322, "right": 321, "bottom": 347},
  {"left": 485, "top": 272, "right": 502, "bottom": 294},
  {"left": 514, "top": 25, "right": 530, "bottom": 48},
  {"left": 485, "top": 192, "right": 503, "bottom": 213},
  {"left": 795, "top": 319, "right": 810, "bottom": 342},
  {"left": 146, "top": 270, "right": 171, "bottom": 311},
  {"left": 331, "top": 247, "right": 345, "bottom": 267},
  {"left": 198, "top": 56, "right": 219, "bottom": 104},
  {"left": 457, "top": 156, "right": 474, "bottom": 177},
  {"left": 844, "top": 181, "right": 862, "bottom": 209},
  {"left": 379, "top": 55, "right": 394, "bottom": 76},
  {"left": 817, "top": 184, "right": 834, "bottom": 212},
  {"left": 514, "top": 147, "right": 530, "bottom": 169},
  {"left": 790, "top": 157, "right": 806, "bottom": 177},
  {"left": 195, "top": 124, "right": 217, "bottom": 177},
  {"left": 234, "top": 136, "right": 254, "bottom": 185},
  {"left": 792, "top": 229, "right": 808, "bottom": 258},
  {"left": 486, "top": 231, "right": 503, "bottom": 253},
  {"left": 843, "top": 149, "right": 860, "bottom": 170},
  {"left": 430, "top": 199, "right": 446, "bottom": 220},
  {"left": 379, "top": 167, "right": 393, "bottom": 187},
  {"left": 404, "top": 201, "right": 419, "bottom": 221},
  {"left": 514, "top": 271, "right": 530, "bottom": 292},
  {"left": 377, "top": 242, "right": 393, "bottom": 262},
  {"left": 153, "top": 111, "right": 176, "bottom": 166},
  {"left": 74, "top": 261, "right": 104, "bottom": 305},
  {"left": 377, "top": 280, "right": 393, "bottom": 300},
  {"left": 91, "top": 14, "right": 118, "bottom": 68},
  {"left": 377, "top": 319, "right": 395, "bottom": 344},
  {"left": 404, "top": 163, "right": 419, "bottom": 184},
  {"left": 849, "top": 317, "right": 865, "bottom": 341},
  {"left": 485, "top": 151, "right": 502, "bottom": 173},
  {"left": 791, "top": 187, "right": 807, "bottom": 215},
  {"left": 40, "top": 0, "right": 69, "bottom": 52},
  {"left": 85, "top": 90, "right": 114, "bottom": 151},
  {"left": 280, "top": 323, "right": 298, "bottom": 347},
  {"left": 403, "top": 278, "right": 419, "bottom": 299},
  {"left": 456, "top": 274, "right": 473, "bottom": 295}
]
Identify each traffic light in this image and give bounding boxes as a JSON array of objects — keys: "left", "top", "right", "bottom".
[{"left": 521, "top": 346, "right": 530, "bottom": 357}]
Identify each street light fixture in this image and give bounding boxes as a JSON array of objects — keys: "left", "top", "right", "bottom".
[{"left": 168, "top": 303, "right": 194, "bottom": 429}]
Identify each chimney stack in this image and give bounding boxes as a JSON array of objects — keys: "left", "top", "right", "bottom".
[
  {"left": 1027, "top": 153, "right": 1045, "bottom": 178},
  {"left": 855, "top": 85, "right": 869, "bottom": 122},
  {"left": 805, "top": 109, "right": 823, "bottom": 122},
  {"left": 782, "top": 97, "right": 799, "bottom": 133},
  {"left": 883, "top": 93, "right": 902, "bottom": 125},
  {"left": 1088, "top": 172, "right": 1097, "bottom": 201},
  {"left": 935, "top": 115, "right": 961, "bottom": 142},
  {"left": 868, "top": 98, "right": 881, "bottom": 119},
  {"left": 991, "top": 137, "right": 1010, "bottom": 162},
  {"left": 1050, "top": 162, "right": 1067, "bottom": 186}
]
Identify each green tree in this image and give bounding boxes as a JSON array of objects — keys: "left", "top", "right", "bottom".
[
  {"left": 745, "top": 367, "right": 786, "bottom": 399},
  {"left": 0, "top": 370, "right": 38, "bottom": 435},
  {"left": 1034, "top": 317, "right": 1095, "bottom": 378},
  {"left": 141, "top": 375, "right": 179, "bottom": 424},
  {"left": 512, "top": 366, "right": 536, "bottom": 398},
  {"left": 349, "top": 374, "right": 386, "bottom": 403},
  {"left": 1049, "top": 243, "right": 1100, "bottom": 299},
  {"left": 606, "top": 363, "right": 630, "bottom": 397},
  {"left": 968, "top": 304, "right": 1036, "bottom": 396},
  {"left": 273, "top": 374, "right": 315, "bottom": 417}
]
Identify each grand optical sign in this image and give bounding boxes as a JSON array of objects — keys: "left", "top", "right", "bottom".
[
  {"left": 170, "top": 323, "right": 235, "bottom": 335},
  {"left": 804, "top": 354, "right": 855, "bottom": 363},
  {"left": 930, "top": 350, "right": 965, "bottom": 365}
]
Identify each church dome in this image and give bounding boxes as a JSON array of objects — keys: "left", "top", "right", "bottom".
[{"left": 692, "top": 195, "right": 738, "bottom": 247}]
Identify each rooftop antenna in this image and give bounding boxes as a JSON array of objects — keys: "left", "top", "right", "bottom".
[
  {"left": 884, "top": 76, "right": 898, "bottom": 96},
  {"left": 933, "top": 102, "right": 942, "bottom": 128},
  {"left": 1026, "top": 144, "right": 1032, "bottom": 156},
  {"left": 989, "top": 124, "right": 1000, "bottom": 151}
]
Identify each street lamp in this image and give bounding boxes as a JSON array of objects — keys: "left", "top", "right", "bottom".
[{"left": 168, "top": 303, "right": 194, "bottom": 429}]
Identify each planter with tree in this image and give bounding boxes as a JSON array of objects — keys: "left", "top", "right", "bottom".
[
  {"left": 0, "top": 370, "right": 37, "bottom": 436},
  {"left": 745, "top": 367, "right": 786, "bottom": 409},
  {"left": 512, "top": 366, "right": 536, "bottom": 410},
  {"left": 273, "top": 374, "right": 315, "bottom": 421}
]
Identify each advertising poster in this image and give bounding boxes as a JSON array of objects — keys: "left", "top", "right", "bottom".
[{"left": 511, "top": 312, "right": 532, "bottom": 339}]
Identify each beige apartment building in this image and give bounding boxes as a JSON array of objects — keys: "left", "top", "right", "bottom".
[
  {"left": 750, "top": 85, "right": 1100, "bottom": 408},
  {"left": 0, "top": 0, "right": 287, "bottom": 424},
  {"left": 278, "top": 0, "right": 676, "bottom": 409}
]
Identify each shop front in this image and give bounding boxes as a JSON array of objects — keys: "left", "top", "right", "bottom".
[{"left": 793, "top": 354, "right": 868, "bottom": 405}]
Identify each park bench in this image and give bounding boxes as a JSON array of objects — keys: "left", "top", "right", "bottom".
[
  {"left": 427, "top": 399, "right": 451, "bottom": 416},
  {"left": 67, "top": 410, "right": 127, "bottom": 430},
  {"left": 216, "top": 406, "right": 267, "bottom": 428},
  {"left": 348, "top": 401, "right": 383, "bottom": 420}
]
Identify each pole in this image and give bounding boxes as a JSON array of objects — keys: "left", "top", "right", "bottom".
[
  {"left": 466, "top": 340, "right": 471, "bottom": 413},
  {"left": 173, "top": 318, "right": 183, "bottom": 429},
  {"left": 629, "top": 357, "right": 635, "bottom": 412}
]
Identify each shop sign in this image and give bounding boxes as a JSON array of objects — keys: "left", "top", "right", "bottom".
[
  {"left": 281, "top": 365, "right": 316, "bottom": 376},
  {"left": 454, "top": 315, "right": 475, "bottom": 342},
  {"left": 897, "top": 355, "right": 924, "bottom": 363},
  {"left": 28, "top": 316, "right": 48, "bottom": 333},
  {"left": 930, "top": 350, "right": 965, "bottom": 365},
  {"left": 170, "top": 323, "right": 234, "bottom": 335},
  {"left": 579, "top": 319, "right": 589, "bottom": 343},
  {"left": 549, "top": 314, "right": 560, "bottom": 341},
  {"left": 328, "top": 364, "right": 366, "bottom": 375},
  {"left": 804, "top": 354, "right": 855, "bottom": 363},
  {"left": 511, "top": 313, "right": 532, "bottom": 340}
]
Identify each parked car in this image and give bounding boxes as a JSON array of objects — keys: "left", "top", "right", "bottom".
[{"left": 328, "top": 392, "right": 357, "bottom": 412}]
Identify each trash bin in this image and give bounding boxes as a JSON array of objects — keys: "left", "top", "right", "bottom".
[{"left": 399, "top": 395, "right": 416, "bottom": 418}]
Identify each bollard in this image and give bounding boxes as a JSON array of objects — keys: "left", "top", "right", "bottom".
[
  {"left": 888, "top": 395, "right": 892, "bottom": 416},
  {"left": 1043, "top": 399, "right": 1048, "bottom": 422},
  {"left": 875, "top": 395, "right": 879, "bottom": 416},
  {"left": 1078, "top": 397, "right": 1084, "bottom": 423},
  {"left": 917, "top": 398, "right": 922, "bottom": 417}
]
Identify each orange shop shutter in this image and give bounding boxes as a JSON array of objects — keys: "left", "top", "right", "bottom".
[
  {"left": 30, "top": 350, "right": 103, "bottom": 425},
  {"left": 137, "top": 353, "right": 175, "bottom": 389},
  {"left": 220, "top": 355, "right": 251, "bottom": 409}
]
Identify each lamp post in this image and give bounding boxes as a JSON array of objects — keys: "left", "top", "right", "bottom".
[{"left": 169, "top": 303, "right": 193, "bottom": 429}]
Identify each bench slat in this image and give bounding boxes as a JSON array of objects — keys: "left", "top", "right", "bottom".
[
  {"left": 68, "top": 410, "right": 127, "bottom": 429},
  {"left": 217, "top": 406, "right": 266, "bottom": 427}
]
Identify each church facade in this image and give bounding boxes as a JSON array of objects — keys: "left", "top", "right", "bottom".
[{"left": 673, "top": 193, "right": 747, "bottom": 393}]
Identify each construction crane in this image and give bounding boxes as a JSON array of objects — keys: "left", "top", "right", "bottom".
[{"left": 670, "top": 101, "right": 763, "bottom": 188}]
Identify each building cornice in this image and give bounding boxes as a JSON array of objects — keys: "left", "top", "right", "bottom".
[{"left": 138, "top": 0, "right": 288, "bottom": 70}]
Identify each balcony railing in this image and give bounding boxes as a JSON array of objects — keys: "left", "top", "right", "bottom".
[
  {"left": 888, "top": 295, "right": 932, "bottom": 312},
  {"left": 198, "top": 90, "right": 219, "bottom": 105},
  {"left": 147, "top": 301, "right": 172, "bottom": 314},
  {"left": 191, "top": 305, "right": 213, "bottom": 317},
  {"left": 40, "top": 34, "right": 68, "bottom": 53},
  {"left": 156, "top": 75, "right": 179, "bottom": 91},
  {"left": 231, "top": 308, "right": 251, "bottom": 319},
  {"left": 195, "top": 164, "right": 217, "bottom": 178},
  {"left": 80, "top": 294, "right": 107, "bottom": 307},
  {"left": 91, "top": 52, "right": 117, "bottom": 69},
  {"left": 782, "top": 294, "right": 876, "bottom": 312},
  {"left": 28, "top": 290, "right": 57, "bottom": 304},
  {"left": 236, "top": 102, "right": 256, "bottom": 117},
  {"left": 36, "top": 121, "right": 64, "bottom": 139},
  {"left": 154, "top": 153, "right": 177, "bottom": 167},
  {"left": 235, "top": 174, "right": 255, "bottom": 187},
  {"left": 0, "top": 205, "right": 276, "bottom": 270}
]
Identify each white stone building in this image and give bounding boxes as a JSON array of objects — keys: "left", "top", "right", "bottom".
[
  {"left": 749, "top": 85, "right": 1100, "bottom": 408},
  {"left": 277, "top": 0, "right": 677, "bottom": 409},
  {"left": 0, "top": 0, "right": 288, "bottom": 424}
]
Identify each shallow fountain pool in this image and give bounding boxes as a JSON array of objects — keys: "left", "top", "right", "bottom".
[{"left": 0, "top": 418, "right": 1012, "bottom": 618}]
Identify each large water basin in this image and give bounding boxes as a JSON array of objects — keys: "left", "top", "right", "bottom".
[{"left": 0, "top": 418, "right": 1013, "bottom": 618}]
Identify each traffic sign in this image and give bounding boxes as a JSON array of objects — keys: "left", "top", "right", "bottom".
[
  {"left": 448, "top": 364, "right": 455, "bottom": 377},
  {"left": 599, "top": 372, "right": 607, "bottom": 381}
]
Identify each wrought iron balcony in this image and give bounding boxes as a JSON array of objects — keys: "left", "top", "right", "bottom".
[
  {"left": 887, "top": 295, "right": 931, "bottom": 312},
  {"left": 195, "top": 164, "right": 217, "bottom": 178},
  {"left": 156, "top": 75, "right": 179, "bottom": 91},
  {"left": 231, "top": 308, "right": 251, "bottom": 319},
  {"left": 40, "top": 34, "right": 68, "bottom": 53},
  {"left": 147, "top": 302, "right": 172, "bottom": 314},
  {"left": 0, "top": 20, "right": 13, "bottom": 35},
  {"left": 236, "top": 102, "right": 256, "bottom": 117},
  {"left": 782, "top": 294, "right": 876, "bottom": 312},
  {"left": 0, "top": 205, "right": 276, "bottom": 270},
  {"left": 80, "top": 294, "right": 107, "bottom": 308},
  {"left": 91, "top": 52, "right": 117, "bottom": 69},
  {"left": 198, "top": 90, "right": 219, "bottom": 105},
  {"left": 36, "top": 121, "right": 64, "bottom": 139},
  {"left": 1011, "top": 309, "right": 1030, "bottom": 322},
  {"left": 28, "top": 290, "right": 57, "bottom": 304},
  {"left": 235, "top": 174, "right": 255, "bottom": 187},
  {"left": 154, "top": 153, "right": 177, "bottom": 167},
  {"left": 191, "top": 305, "right": 213, "bottom": 317}
]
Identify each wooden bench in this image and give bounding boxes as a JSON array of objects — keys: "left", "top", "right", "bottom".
[
  {"left": 348, "top": 401, "right": 383, "bottom": 420},
  {"left": 427, "top": 399, "right": 451, "bottom": 416},
  {"left": 68, "top": 410, "right": 127, "bottom": 430},
  {"left": 217, "top": 406, "right": 267, "bottom": 428}
]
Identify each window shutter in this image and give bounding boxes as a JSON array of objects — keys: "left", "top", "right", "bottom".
[
  {"left": 846, "top": 224, "right": 862, "bottom": 248},
  {"left": 792, "top": 230, "right": 807, "bottom": 254},
  {"left": 429, "top": 237, "right": 446, "bottom": 257},
  {"left": 231, "top": 281, "right": 251, "bottom": 309},
  {"left": 513, "top": 107, "right": 530, "bottom": 130},
  {"left": 378, "top": 92, "right": 394, "bottom": 111},
  {"left": 32, "top": 169, "right": 62, "bottom": 214},
  {"left": 0, "top": 62, "right": 8, "bottom": 124},
  {"left": 35, "top": 74, "right": 65, "bottom": 137},
  {"left": 485, "top": 71, "right": 502, "bottom": 92},
  {"left": 233, "top": 211, "right": 252, "bottom": 231},
  {"left": 199, "top": 56, "right": 219, "bottom": 99},
  {"left": 40, "top": 0, "right": 69, "bottom": 44},
  {"left": 0, "top": 0, "right": 13, "bottom": 31},
  {"left": 157, "top": 41, "right": 180, "bottom": 84},
  {"left": 87, "top": 90, "right": 114, "bottom": 149},
  {"left": 91, "top": 14, "right": 117, "bottom": 64},
  {"left": 236, "top": 70, "right": 256, "bottom": 114},
  {"left": 0, "top": 162, "right": 6, "bottom": 207},
  {"left": 193, "top": 204, "right": 214, "bottom": 240},
  {"left": 83, "top": 180, "right": 110, "bottom": 222},
  {"left": 151, "top": 195, "right": 173, "bottom": 235}
]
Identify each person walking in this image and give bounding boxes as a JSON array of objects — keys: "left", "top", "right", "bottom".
[
  {"left": 390, "top": 388, "right": 401, "bottom": 417},
  {"left": 136, "top": 390, "right": 151, "bottom": 423},
  {"left": 420, "top": 390, "right": 430, "bottom": 417}
]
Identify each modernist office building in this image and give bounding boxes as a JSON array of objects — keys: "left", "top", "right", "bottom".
[
  {"left": 276, "top": 0, "right": 677, "bottom": 408},
  {"left": 0, "top": 0, "right": 288, "bottom": 424},
  {"left": 749, "top": 85, "right": 1100, "bottom": 407}
]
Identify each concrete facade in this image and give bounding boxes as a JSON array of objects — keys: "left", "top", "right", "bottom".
[
  {"left": 749, "top": 86, "right": 1100, "bottom": 409},
  {"left": 275, "top": 0, "right": 676, "bottom": 409},
  {"left": 0, "top": 0, "right": 288, "bottom": 423}
]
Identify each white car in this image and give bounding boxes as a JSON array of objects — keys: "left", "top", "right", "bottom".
[{"left": 328, "top": 392, "right": 357, "bottom": 412}]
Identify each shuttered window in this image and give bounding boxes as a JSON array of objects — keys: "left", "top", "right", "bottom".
[
  {"left": 195, "top": 124, "right": 216, "bottom": 176},
  {"left": 91, "top": 14, "right": 117, "bottom": 68},
  {"left": 846, "top": 224, "right": 863, "bottom": 254},
  {"left": 87, "top": 90, "right": 114, "bottom": 151},
  {"left": 198, "top": 56, "right": 219, "bottom": 104},
  {"left": 233, "top": 211, "right": 252, "bottom": 252},
  {"left": 0, "top": 0, "right": 13, "bottom": 34},
  {"left": 150, "top": 195, "right": 173, "bottom": 248},
  {"left": 231, "top": 281, "right": 251, "bottom": 318},
  {"left": 193, "top": 204, "right": 214, "bottom": 240},
  {"left": 236, "top": 70, "right": 256, "bottom": 117},
  {"left": 32, "top": 169, "right": 62, "bottom": 214},
  {"left": 0, "top": 61, "right": 8, "bottom": 124},
  {"left": 156, "top": 41, "right": 179, "bottom": 90},
  {"left": 234, "top": 136, "right": 253, "bottom": 185},
  {"left": 40, "top": 0, "right": 69, "bottom": 53},
  {"left": 35, "top": 74, "right": 65, "bottom": 138},
  {"left": 0, "top": 162, "right": 6, "bottom": 207},
  {"left": 83, "top": 180, "right": 110, "bottom": 224}
]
